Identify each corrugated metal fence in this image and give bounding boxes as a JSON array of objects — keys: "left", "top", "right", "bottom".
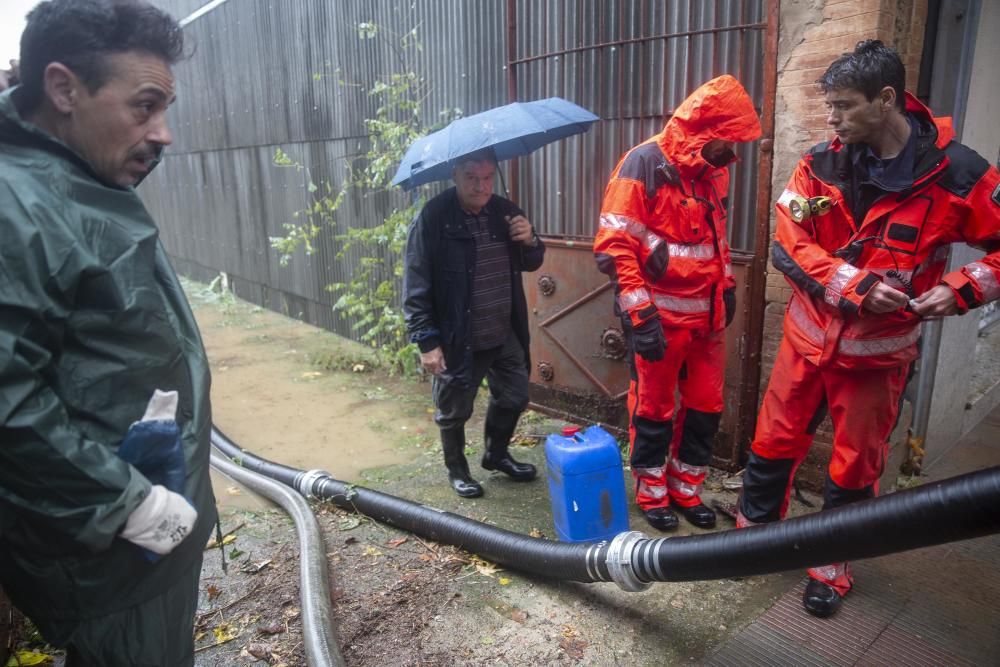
[{"left": 143, "top": 0, "right": 765, "bottom": 339}]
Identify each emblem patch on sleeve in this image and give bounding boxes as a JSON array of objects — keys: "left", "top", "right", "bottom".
[{"left": 992, "top": 181, "right": 1000, "bottom": 207}]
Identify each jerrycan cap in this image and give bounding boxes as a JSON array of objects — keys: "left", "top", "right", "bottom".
[{"left": 561, "top": 425, "right": 581, "bottom": 437}]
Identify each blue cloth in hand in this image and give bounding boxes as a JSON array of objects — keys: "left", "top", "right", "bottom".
[{"left": 117, "top": 419, "right": 186, "bottom": 494}]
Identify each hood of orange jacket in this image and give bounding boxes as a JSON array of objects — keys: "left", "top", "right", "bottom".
[{"left": 657, "top": 74, "right": 762, "bottom": 177}]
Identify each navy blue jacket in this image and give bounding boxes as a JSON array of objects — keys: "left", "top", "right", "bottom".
[{"left": 403, "top": 187, "right": 545, "bottom": 387}]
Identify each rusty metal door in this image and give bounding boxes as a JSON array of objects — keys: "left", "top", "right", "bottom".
[{"left": 507, "top": 0, "right": 778, "bottom": 469}]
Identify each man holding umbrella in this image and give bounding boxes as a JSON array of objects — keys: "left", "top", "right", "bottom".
[
  {"left": 404, "top": 149, "right": 546, "bottom": 497},
  {"left": 594, "top": 75, "right": 761, "bottom": 531}
]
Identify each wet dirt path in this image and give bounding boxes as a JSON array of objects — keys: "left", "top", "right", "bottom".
[{"left": 186, "top": 283, "right": 435, "bottom": 509}]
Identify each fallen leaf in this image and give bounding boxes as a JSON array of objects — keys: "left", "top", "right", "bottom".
[
  {"left": 258, "top": 621, "right": 284, "bottom": 635},
  {"left": 387, "top": 537, "right": 408, "bottom": 548},
  {"left": 351, "top": 363, "right": 366, "bottom": 372},
  {"left": 511, "top": 610, "right": 528, "bottom": 624},
  {"left": 363, "top": 545, "right": 383, "bottom": 558},
  {"left": 344, "top": 536, "right": 358, "bottom": 545},
  {"left": 204, "top": 534, "right": 237, "bottom": 549},
  {"left": 206, "top": 584, "right": 221, "bottom": 601},
  {"left": 301, "top": 371, "right": 323, "bottom": 379},
  {"left": 229, "top": 547, "right": 244, "bottom": 559},
  {"left": 250, "top": 558, "right": 272, "bottom": 573},
  {"left": 529, "top": 528, "right": 545, "bottom": 538},
  {"left": 212, "top": 623, "right": 240, "bottom": 644},
  {"left": 470, "top": 555, "right": 502, "bottom": 578},
  {"left": 338, "top": 516, "right": 361, "bottom": 531},
  {"left": 247, "top": 643, "right": 272, "bottom": 660},
  {"left": 226, "top": 486, "right": 242, "bottom": 496},
  {"left": 5, "top": 650, "right": 53, "bottom": 666},
  {"left": 559, "top": 637, "right": 588, "bottom": 660},
  {"left": 498, "top": 577, "right": 511, "bottom": 585},
  {"left": 283, "top": 606, "right": 301, "bottom": 620}
]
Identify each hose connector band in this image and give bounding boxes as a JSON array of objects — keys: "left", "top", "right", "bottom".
[
  {"left": 296, "top": 468, "right": 333, "bottom": 498},
  {"left": 605, "top": 531, "right": 653, "bottom": 592}
]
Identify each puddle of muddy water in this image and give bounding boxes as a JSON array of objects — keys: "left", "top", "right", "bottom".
[{"left": 186, "top": 288, "right": 435, "bottom": 510}]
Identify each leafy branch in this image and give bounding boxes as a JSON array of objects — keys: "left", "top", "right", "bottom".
[{"left": 270, "top": 21, "right": 461, "bottom": 373}]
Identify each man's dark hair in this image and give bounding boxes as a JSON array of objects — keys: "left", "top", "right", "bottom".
[
  {"left": 818, "top": 39, "right": 906, "bottom": 110},
  {"left": 454, "top": 148, "right": 498, "bottom": 169},
  {"left": 18, "top": 0, "right": 184, "bottom": 111}
]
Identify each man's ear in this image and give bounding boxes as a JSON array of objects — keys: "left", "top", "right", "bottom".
[
  {"left": 43, "top": 62, "right": 80, "bottom": 114},
  {"left": 879, "top": 85, "right": 896, "bottom": 112}
]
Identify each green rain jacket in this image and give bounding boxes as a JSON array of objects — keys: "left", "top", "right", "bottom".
[{"left": 0, "top": 88, "right": 217, "bottom": 634}]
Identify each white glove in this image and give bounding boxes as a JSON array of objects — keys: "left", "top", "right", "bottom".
[
  {"left": 139, "top": 389, "right": 178, "bottom": 422},
  {"left": 120, "top": 484, "right": 197, "bottom": 555}
]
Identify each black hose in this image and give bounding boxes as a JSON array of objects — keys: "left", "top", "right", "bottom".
[{"left": 211, "top": 427, "right": 1000, "bottom": 590}]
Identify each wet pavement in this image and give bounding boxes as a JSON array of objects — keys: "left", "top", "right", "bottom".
[{"left": 708, "top": 404, "right": 1000, "bottom": 666}]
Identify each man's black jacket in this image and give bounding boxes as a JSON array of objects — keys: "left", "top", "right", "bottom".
[{"left": 403, "top": 187, "right": 546, "bottom": 388}]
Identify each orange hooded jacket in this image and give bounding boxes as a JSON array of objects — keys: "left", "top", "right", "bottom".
[
  {"left": 773, "top": 93, "right": 1000, "bottom": 370},
  {"left": 594, "top": 74, "right": 762, "bottom": 330}
]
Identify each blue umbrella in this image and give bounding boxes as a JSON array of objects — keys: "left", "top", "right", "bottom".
[{"left": 391, "top": 97, "right": 599, "bottom": 191}]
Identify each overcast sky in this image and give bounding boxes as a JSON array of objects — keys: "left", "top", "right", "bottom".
[{"left": 1, "top": 0, "right": 38, "bottom": 66}]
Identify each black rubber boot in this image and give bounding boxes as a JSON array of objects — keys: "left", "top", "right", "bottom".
[
  {"left": 642, "top": 506, "right": 679, "bottom": 532},
  {"left": 803, "top": 578, "right": 843, "bottom": 618},
  {"left": 481, "top": 404, "right": 536, "bottom": 481},
  {"left": 677, "top": 503, "right": 717, "bottom": 528},
  {"left": 441, "top": 428, "right": 483, "bottom": 498}
]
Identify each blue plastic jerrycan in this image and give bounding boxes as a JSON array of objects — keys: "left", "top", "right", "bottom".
[{"left": 545, "top": 425, "right": 630, "bottom": 542}]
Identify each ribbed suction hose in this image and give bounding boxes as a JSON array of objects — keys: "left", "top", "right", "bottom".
[
  {"left": 210, "top": 451, "right": 345, "bottom": 667},
  {"left": 211, "top": 428, "right": 1000, "bottom": 592}
]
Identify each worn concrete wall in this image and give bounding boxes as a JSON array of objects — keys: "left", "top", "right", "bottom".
[
  {"left": 924, "top": 0, "right": 1000, "bottom": 466},
  {"left": 761, "top": 0, "right": 927, "bottom": 488}
]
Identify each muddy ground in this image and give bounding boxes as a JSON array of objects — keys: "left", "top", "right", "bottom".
[
  {"left": 8, "top": 281, "right": 808, "bottom": 666},
  {"left": 187, "top": 282, "right": 809, "bottom": 666}
]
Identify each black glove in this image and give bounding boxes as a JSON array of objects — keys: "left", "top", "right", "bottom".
[
  {"left": 723, "top": 287, "right": 737, "bottom": 327},
  {"left": 632, "top": 312, "right": 666, "bottom": 362}
]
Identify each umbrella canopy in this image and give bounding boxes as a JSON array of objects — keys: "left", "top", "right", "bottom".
[{"left": 391, "top": 97, "right": 599, "bottom": 190}]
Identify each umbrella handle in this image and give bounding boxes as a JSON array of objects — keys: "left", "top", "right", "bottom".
[{"left": 498, "top": 163, "right": 510, "bottom": 200}]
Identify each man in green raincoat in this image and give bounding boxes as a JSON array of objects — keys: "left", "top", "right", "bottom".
[{"left": 0, "top": 1, "right": 216, "bottom": 663}]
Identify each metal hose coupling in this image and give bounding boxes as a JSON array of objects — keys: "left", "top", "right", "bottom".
[
  {"left": 296, "top": 469, "right": 333, "bottom": 498},
  {"left": 602, "top": 531, "right": 653, "bottom": 592}
]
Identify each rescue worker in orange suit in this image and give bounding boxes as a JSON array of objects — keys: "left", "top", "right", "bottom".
[
  {"left": 738, "top": 40, "right": 1000, "bottom": 618},
  {"left": 594, "top": 75, "right": 762, "bottom": 531}
]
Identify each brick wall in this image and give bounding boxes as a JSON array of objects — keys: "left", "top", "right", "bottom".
[{"left": 758, "top": 0, "right": 927, "bottom": 488}]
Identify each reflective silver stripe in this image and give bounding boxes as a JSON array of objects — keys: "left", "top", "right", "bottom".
[
  {"left": 825, "top": 263, "right": 860, "bottom": 307},
  {"left": 637, "top": 480, "right": 668, "bottom": 500},
  {"left": 667, "top": 243, "right": 715, "bottom": 259},
  {"left": 838, "top": 326, "right": 920, "bottom": 357},
  {"left": 967, "top": 261, "right": 1000, "bottom": 302},
  {"left": 635, "top": 466, "right": 667, "bottom": 500},
  {"left": 618, "top": 288, "right": 651, "bottom": 313},
  {"left": 634, "top": 465, "right": 665, "bottom": 479},
  {"left": 808, "top": 563, "right": 847, "bottom": 582},
  {"left": 777, "top": 188, "right": 803, "bottom": 208},
  {"left": 600, "top": 212, "right": 648, "bottom": 243},
  {"left": 653, "top": 293, "right": 711, "bottom": 313},
  {"left": 791, "top": 296, "right": 919, "bottom": 356},
  {"left": 787, "top": 297, "right": 824, "bottom": 345},
  {"left": 645, "top": 232, "right": 664, "bottom": 254},
  {"left": 599, "top": 214, "right": 719, "bottom": 261},
  {"left": 666, "top": 477, "right": 700, "bottom": 498},
  {"left": 668, "top": 458, "right": 707, "bottom": 478}
]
